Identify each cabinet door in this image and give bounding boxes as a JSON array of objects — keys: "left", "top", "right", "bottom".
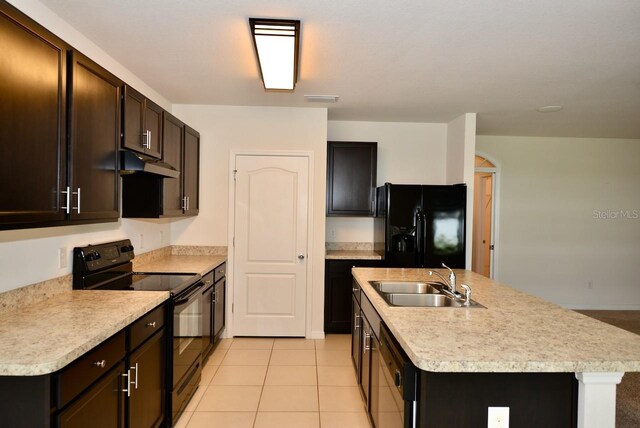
[
  {"left": 351, "top": 295, "right": 362, "bottom": 384},
  {"left": 202, "top": 281, "right": 214, "bottom": 357},
  {"left": 0, "top": 3, "right": 67, "bottom": 228},
  {"left": 183, "top": 126, "right": 200, "bottom": 216},
  {"left": 129, "top": 330, "right": 165, "bottom": 428},
  {"left": 122, "top": 86, "right": 145, "bottom": 155},
  {"left": 161, "top": 112, "right": 184, "bottom": 216},
  {"left": 326, "top": 141, "right": 377, "bottom": 216},
  {"left": 213, "top": 279, "right": 226, "bottom": 339},
  {"left": 144, "top": 99, "right": 163, "bottom": 159},
  {"left": 58, "top": 362, "right": 125, "bottom": 428},
  {"left": 361, "top": 316, "right": 372, "bottom": 410},
  {"left": 326, "top": 260, "right": 383, "bottom": 334},
  {"left": 68, "top": 51, "right": 121, "bottom": 222},
  {"left": 369, "top": 333, "right": 381, "bottom": 427}
]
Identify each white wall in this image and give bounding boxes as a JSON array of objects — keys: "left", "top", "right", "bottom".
[
  {"left": 0, "top": 0, "right": 175, "bottom": 293},
  {"left": 170, "top": 104, "right": 328, "bottom": 338},
  {"left": 447, "top": 113, "right": 477, "bottom": 267},
  {"left": 326, "top": 121, "right": 449, "bottom": 242},
  {"left": 477, "top": 135, "right": 640, "bottom": 309}
]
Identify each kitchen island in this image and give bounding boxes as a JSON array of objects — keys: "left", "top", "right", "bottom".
[{"left": 352, "top": 267, "right": 640, "bottom": 428}]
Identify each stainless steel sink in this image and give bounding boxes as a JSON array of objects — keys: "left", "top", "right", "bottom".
[
  {"left": 385, "top": 293, "right": 455, "bottom": 307},
  {"left": 368, "top": 280, "right": 484, "bottom": 308},
  {"left": 370, "top": 281, "right": 442, "bottom": 294}
]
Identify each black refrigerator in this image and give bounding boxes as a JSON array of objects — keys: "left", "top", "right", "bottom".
[{"left": 374, "top": 183, "right": 467, "bottom": 268}]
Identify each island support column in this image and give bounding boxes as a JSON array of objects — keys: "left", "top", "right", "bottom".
[{"left": 575, "top": 372, "right": 624, "bottom": 428}]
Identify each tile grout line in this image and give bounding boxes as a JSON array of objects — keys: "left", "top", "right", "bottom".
[{"left": 252, "top": 341, "right": 274, "bottom": 428}]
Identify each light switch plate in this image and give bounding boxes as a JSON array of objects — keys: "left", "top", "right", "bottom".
[{"left": 488, "top": 407, "right": 509, "bottom": 428}]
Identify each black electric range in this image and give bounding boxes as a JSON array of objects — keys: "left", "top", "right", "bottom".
[{"left": 73, "top": 239, "right": 203, "bottom": 425}]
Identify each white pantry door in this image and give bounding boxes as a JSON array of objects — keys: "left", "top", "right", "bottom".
[{"left": 233, "top": 154, "right": 309, "bottom": 336}]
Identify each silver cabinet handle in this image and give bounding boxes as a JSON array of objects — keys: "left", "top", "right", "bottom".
[
  {"left": 121, "top": 370, "right": 131, "bottom": 397},
  {"left": 146, "top": 321, "right": 156, "bottom": 328},
  {"left": 354, "top": 313, "right": 360, "bottom": 330},
  {"left": 204, "top": 280, "right": 212, "bottom": 284},
  {"left": 143, "top": 130, "right": 151, "bottom": 149},
  {"left": 298, "top": 254, "right": 305, "bottom": 260},
  {"left": 182, "top": 196, "right": 187, "bottom": 210},
  {"left": 72, "top": 187, "right": 80, "bottom": 214},
  {"left": 212, "top": 290, "right": 217, "bottom": 303},
  {"left": 352, "top": 286, "right": 359, "bottom": 293},
  {"left": 61, "top": 186, "right": 71, "bottom": 214},
  {"left": 93, "top": 360, "right": 106, "bottom": 368},
  {"left": 130, "top": 363, "right": 139, "bottom": 390},
  {"left": 363, "top": 332, "right": 371, "bottom": 353}
]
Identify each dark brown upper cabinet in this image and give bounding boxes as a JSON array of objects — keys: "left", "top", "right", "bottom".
[
  {"left": 326, "top": 141, "right": 377, "bottom": 216},
  {"left": 122, "top": 112, "right": 200, "bottom": 218},
  {"left": 122, "top": 85, "right": 163, "bottom": 159},
  {"left": 161, "top": 112, "right": 185, "bottom": 216},
  {"left": 0, "top": 2, "right": 68, "bottom": 228},
  {"left": 67, "top": 51, "right": 122, "bottom": 222},
  {"left": 0, "top": 2, "right": 120, "bottom": 230},
  {"left": 183, "top": 125, "right": 200, "bottom": 216}
]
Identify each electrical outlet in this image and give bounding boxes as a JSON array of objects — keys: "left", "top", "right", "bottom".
[
  {"left": 488, "top": 407, "right": 509, "bottom": 428},
  {"left": 58, "top": 247, "right": 67, "bottom": 269}
]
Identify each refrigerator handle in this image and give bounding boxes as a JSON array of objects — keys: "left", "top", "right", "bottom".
[{"left": 415, "top": 209, "right": 425, "bottom": 267}]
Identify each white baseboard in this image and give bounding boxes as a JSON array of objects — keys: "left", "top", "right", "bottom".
[{"left": 309, "top": 330, "right": 325, "bottom": 339}]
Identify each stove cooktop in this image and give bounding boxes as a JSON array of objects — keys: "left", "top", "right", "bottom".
[{"left": 129, "top": 273, "right": 200, "bottom": 293}]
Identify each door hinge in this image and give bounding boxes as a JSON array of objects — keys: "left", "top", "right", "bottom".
[
  {"left": 490, "top": 244, "right": 495, "bottom": 250},
  {"left": 231, "top": 303, "right": 234, "bottom": 313},
  {"left": 233, "top": 169, "right": 238, "bottom": 181},
  {"left": 232, "top": 236, "right": 235, "bottom": 247}
]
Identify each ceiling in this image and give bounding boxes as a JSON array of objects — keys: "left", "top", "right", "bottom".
[{"left": 40, "top": 0, "right": 640, "bottom": 138}]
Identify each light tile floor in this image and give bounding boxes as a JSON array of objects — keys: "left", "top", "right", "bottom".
[{"left": 174, "top": 335, "right": 371, "bottom": 428}]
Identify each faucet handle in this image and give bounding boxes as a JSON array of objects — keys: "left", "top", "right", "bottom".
[{"left": 460, "top": 284, "right": 471, "bottom": 306}]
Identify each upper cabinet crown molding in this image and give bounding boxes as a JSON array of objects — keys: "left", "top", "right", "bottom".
[{"left": 326, "top": 141, "right": 378, "bottom": 217}]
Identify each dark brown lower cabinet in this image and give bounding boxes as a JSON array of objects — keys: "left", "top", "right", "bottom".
[
  {"left": 325, "top": 259, "right": 382, "bottom": 333},
  {"left": 0, "top": 304, "right": 166, "bottom": 428},
  {"left": 58, "top": 362, "right": 125, "bottom": 428},
  {"left": 129, "top": 330, "right": 165, "bottom": 428}
]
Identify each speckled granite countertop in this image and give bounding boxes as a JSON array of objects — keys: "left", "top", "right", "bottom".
[
  {"left": 136, "top": 255, "right": 226, "bottom": 276},
  {"left": 0, "top": 290, "right": 168, "bottom": 376},
  {"left": 325, "top": 250, "right": 383, "bottom": 260},
  {"left": 353, "top": 268, "right": 640, "bottom": 373}
]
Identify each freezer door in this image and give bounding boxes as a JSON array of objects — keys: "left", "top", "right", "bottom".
[
  {"left": 385, "top": 184, "right": 423, "bottom": 267},
  {"left": 422, "top": 185, "right": 466, "bottom": 268}
]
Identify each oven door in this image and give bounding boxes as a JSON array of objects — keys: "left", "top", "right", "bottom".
[{"left": 173, "top": 283, "right": 204, "bottom": 387}]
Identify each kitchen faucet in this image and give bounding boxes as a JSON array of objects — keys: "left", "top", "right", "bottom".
[{"left": 428, "top": 263, "right": 458, "bottom": 296}]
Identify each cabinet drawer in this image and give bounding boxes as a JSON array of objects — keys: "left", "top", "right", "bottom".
[
  {"left": 56, "top": 330, "right": 126, "bottom": 409},
  {"left": 214, "top": 262, "right": 226, "bottom": 282},
  {"left": 130, "top": 304, "right": 165, "bottom": 351}
]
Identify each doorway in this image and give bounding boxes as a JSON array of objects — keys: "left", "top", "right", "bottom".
[
  {"left": 231, "top": 153, "right": 311, "bottom": 337},
  {"left": 472, "top": 154, "right": 498, "bottom": 278}
]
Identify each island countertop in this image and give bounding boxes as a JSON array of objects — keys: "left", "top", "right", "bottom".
[
  {"left": 352, "top": 267, "right": 640, "bottom": 373},
  {"left": 0, "top": 290, "right": 169, "bottom": 376}
]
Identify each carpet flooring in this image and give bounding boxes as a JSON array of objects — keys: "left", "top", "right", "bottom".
[{"left": 576, "top": 310, "right": 640, "bottom": 428}]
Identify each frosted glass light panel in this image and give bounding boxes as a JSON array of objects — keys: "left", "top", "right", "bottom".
[{"left": 250, "top": 19, "right": 300, "bottom": 91}]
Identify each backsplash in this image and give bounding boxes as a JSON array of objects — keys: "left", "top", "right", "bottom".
[
  {"left": 0, "top": 275, "right": 71, "bottom": 311},
  {"left": 171, "top": 246, "right": 228, "bottom": 256},
  {"left": 325, "top": 242, "right": 374, "bottom": 251}
]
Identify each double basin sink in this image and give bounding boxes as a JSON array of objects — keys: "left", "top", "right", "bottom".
[{"left": 369, "top": 281, "right": 484, "bottom": 308}]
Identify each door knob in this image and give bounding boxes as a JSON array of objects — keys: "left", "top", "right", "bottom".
[{"left": 298, "top": 254, "right": 305, "bottom": 260}]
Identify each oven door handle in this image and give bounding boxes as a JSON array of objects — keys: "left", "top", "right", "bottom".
[{"left": 174, "top": 283, "right": 204, "bottom": 306}]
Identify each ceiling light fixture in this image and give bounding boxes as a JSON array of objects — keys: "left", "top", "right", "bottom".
[
  {"left": 249, "top": 18, "right": 300, "bottom": 91},
  {"left": 537, "top": 105, "right": 563, "bottom": 113},
  {"left": 304, "top": 95, "right": 339, "bottom": 103}
]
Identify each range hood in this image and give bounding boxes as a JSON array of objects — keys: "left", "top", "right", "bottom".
[{"left": 120, "top": 151, "right": 180, "bottom": 178}]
